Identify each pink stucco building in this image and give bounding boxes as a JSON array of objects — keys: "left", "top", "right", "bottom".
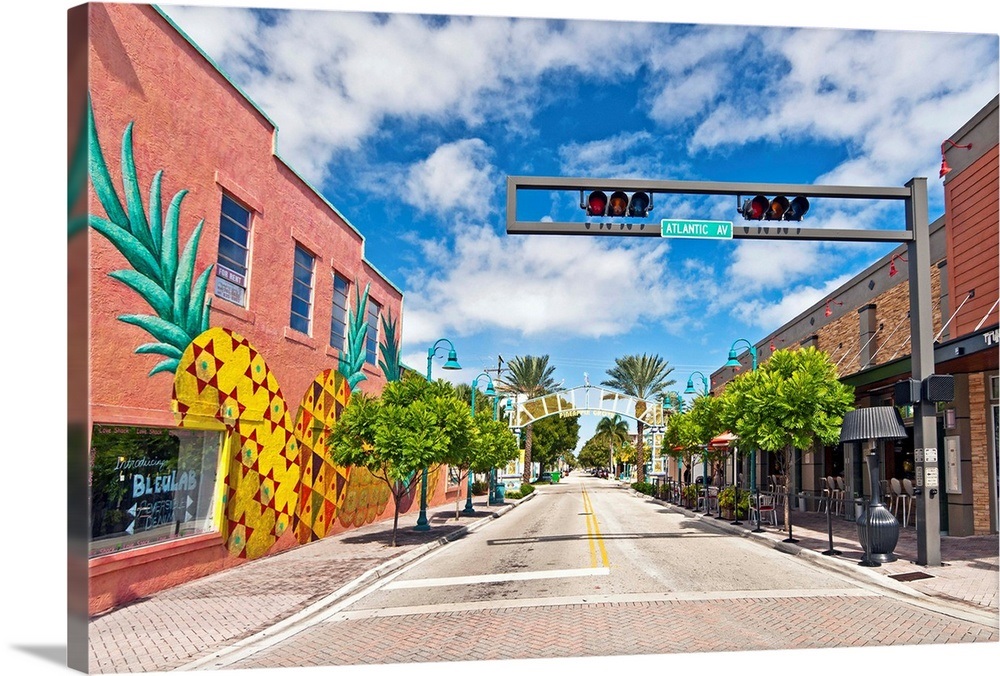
[{"left": 75, "top": 3, "right": 454, "bottom": 616}]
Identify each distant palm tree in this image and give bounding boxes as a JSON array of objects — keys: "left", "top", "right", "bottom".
[
  {"left": 595, "top": 414, "right": 630, "bottom": 478},
  {"left": 499, "top": 355, "right": 557, "bottom": 483},
  {"left": 602, "top": 354, "right": 675, "bottom": 484}
]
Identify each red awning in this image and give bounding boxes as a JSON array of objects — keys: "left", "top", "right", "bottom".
[{"left": 709, "top": 432, "right": 737, "bottom": 448}]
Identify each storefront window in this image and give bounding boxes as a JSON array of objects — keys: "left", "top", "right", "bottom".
[{"left": 89, "top": 425, "right": 222, "bottom": 558}]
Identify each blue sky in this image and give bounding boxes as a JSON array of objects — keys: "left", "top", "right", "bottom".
[{"left": 156, "top": 1, "right": 999, "bottom": 447}]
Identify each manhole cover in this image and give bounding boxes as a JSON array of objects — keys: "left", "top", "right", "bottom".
[{"left": 889, "top": 572, "right": 934, "bottom": 582}]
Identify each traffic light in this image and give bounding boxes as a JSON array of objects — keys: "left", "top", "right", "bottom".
[
  {"left": 582, "top": 190, "right": 652, "bottom": 218},
  {"left": 739, "top": 194, "right": 809, "bottom": 221}
]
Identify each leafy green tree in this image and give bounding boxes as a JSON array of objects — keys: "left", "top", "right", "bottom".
[
  {"left": 498, "top": 355, "right": 558, "bottom": 483},
  {"left": 594, "top": 414, "right": 630, "bottom": 477},
  {"left": 469, "top": 409, "right": 520, "bottom": 480},
  {"left": 602, "top": 354, "right": 675, "bottom": 484},
  {"left": 577, "top": 436, "right": 610, "bottom": 469},
  {"left": 531, "top": 414, "right": 581, "bottom": 472},
  {"left": 662, "top": 410, "right": 700, "bottom": 483},
  {"left": 719, "top": 347, "right": 854, "bottom": 536},
  {"left": 687, "top": 394, "right": 730, "bottom": 485},
  {"left": 328, "top": 377, "right": 474, "bottom": 546}
]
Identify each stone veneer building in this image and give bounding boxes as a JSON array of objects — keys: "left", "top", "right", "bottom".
[{"left": 711, "top": 95, "right": 999, "bottom": 536}]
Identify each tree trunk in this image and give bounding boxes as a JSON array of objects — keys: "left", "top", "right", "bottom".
[
  {"left": 521, "top": 424, "right": 534, "bottom": 484},
  {"left": 391, "top": 496, "right": 401, "bottom": 547}
]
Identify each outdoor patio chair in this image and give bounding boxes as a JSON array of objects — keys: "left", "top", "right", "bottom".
[
  {"left": 750, "top": 493, "right": 777, "bottom": 526},
  {"left": 901, "top": 478, "right": 915, "bottom": 527},
  {"left": 816, "top": 476, "right": 830, "bottom": 513},
  {"left": 697, "top": 485, "right": 718, "bottom": 512},
  {"left": 828, "top": 476, "right": 844, "bottom": 515}
]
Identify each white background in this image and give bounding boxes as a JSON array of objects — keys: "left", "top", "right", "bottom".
[{"left": 3, "top": 1, "right": 998, "bottom": 675}]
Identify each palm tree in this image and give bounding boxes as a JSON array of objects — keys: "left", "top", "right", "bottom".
[
  {"left": 498, "top": 355, "right": 557, "bottom": 484},
  {"left": 602, "top": 354, "right": 675, "bottom": 484},
  {"left": 594, "top": 414, "right": 630, "bottom": 479}
]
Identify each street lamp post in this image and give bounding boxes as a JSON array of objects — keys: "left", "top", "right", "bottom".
[
  {"left": 490, "top": 397, "right": 514, "bottom": 505},
  {"left": 725, "top": 340, "right": 763, "bottom": 531},
  {"left": 467, "top": 372, "right": 496, "bottom": 515},
  {"left": 684, "top": 372, "right": 712, "bottom": 514},
  {"left": 415, "top": 338, "right": 461, "bottom": 531}
]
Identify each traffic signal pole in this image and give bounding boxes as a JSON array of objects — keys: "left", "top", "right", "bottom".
[{"left": 506, "top": 174, "right": 942, "bottom": 566}]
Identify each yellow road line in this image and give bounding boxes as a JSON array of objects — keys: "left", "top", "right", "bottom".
[{"left": 581, "top": 488, "right": 609, "bottom": 569}]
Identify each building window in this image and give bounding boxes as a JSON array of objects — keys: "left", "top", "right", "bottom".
[
  {"left": 89, "top": 425, "right": 222, "bottom": 558},
  {"left": 214, "top": 194, "right": 252, "bottom": 307},
  {"left": 290, "top": 245, "right": 315, "bottom": 335},
  {"left": 330, "top": 273, "right": 350, "bottom": 351},
  {"left": 365, "top": 298, "right": 382, "bottom": 365}
]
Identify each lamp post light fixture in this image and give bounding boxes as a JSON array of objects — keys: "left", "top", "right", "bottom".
[
  {"left": 489, "top": 397, "right": 514, "bottom": 505},
  {"left": 415, "top": 338, "right": 462, "bottom": 532},
  {"left": 726, "top": 339, "right": 761, "bottom": 532},
  {"left": 684, "top": 372, "right": 712, "bottom": 513},
  {"left": 466, "top": 372, "right": 496, "bottom": 515}
]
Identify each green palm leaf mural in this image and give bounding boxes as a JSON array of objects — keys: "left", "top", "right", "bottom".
[
  {"left": 337, "top": 281, "right": 370, "bottom": 388},
  {"left": 88, "top": 99, "right": 213, "bottom": 376},
  {"left": 378, "top": 309, "right": 401, "bottom": 382}
]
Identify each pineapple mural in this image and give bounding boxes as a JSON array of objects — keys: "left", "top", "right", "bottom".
[{"left": 88, "top": 103, "right": 416, "bottom": 560}]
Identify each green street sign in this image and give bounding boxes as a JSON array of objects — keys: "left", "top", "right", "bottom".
[{"left": 660, "top": 219, "right": 733, "bottom": 240}]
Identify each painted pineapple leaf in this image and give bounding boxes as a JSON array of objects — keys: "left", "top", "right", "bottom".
[
  {"left": 89, "top": 215, "right": 164, "bottom": 284},
  {"left": 135, "top": 342, "right": 185, "bottom": 359},
  {"left": 120, "top": 122, "right": 155, "bottom": 255},
  {"left": 69, "top": 101, "right": 89, "bottom": 237},
  {"left": 378, "top": 309, "right": 401, "bottom": 382},
  {"left": 88, "top": 98, "right": 214, "bottom": 377},
  {"left": 118, "top": 314, "right": 193, "bottom": 350},
  {"left": 107, "top": 269, "right": 174, "bottom": 319},
  {"left": 87, "top": 97, "right": 128, "bottom": 229},
  {"left": 186, "top": 264, "right": 215, "bottom": 336},
  {"left": 173, "top": 219, "right": 205, "bottom": 324},
  {"left": 338, "top": 281, "right": 370, "bottom": 388},
  {"left": 148, "top": 358, "right": 181, "bottom": 378}
]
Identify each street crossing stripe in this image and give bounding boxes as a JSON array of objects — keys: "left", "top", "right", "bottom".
[
  {"left": 323, "top": 588, "right": 878, "bottom": 622},
  {"left": 383, "top": 566, "right": 610, "bottom": 590}
]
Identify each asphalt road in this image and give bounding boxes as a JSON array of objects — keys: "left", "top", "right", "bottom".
[{"left": 211, "top": 473, "right": 995, "bottom": 670}]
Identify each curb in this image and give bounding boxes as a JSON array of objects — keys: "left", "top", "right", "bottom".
[
  {"left": 630, "top": 488, "right": 998, "bottom": 627},
  {"left": 175, "top": 493, "right": 534, "bottom": 671}
]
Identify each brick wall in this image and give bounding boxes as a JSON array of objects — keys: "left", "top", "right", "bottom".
[
  {"left": 815, "top": 265, "right": 942, "bottom": 379},
  {"left": 968, "top": 373, "right": 992, "bottom": 534}
]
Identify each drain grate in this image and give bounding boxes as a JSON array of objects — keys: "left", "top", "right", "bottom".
[{"left": 889, "top": 572, "right": 934, "bottom": 582}]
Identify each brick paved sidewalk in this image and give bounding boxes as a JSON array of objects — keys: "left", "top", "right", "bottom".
[
  {"left": 88, "top": 495, "right": 526, "bottom": 674},
  {"left": 643, "top": 488, "right": 999, "bottom": 617},
  {"left": 88, "top": 482, "right": 998, "bottom": 673}
]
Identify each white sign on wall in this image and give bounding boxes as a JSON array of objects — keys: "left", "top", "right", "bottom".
[{"left": 945, "top": 436, "right": 962, "bottom": 494}]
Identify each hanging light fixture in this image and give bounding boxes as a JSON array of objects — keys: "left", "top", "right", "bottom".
[
  {"left": 825, "top": 299, "right": 843, "bottom": 317},
  {"left": 889, "top": 252, "right": 907, "bottom": 277},
  {"left": 939, "top": 139, "right": 973, "bottom": 178}
]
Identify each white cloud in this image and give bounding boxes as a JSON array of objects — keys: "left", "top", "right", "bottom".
[
  {"left": 403, "top": 139, "right": 499, "bottom": 215},
  {"left": 689, "top": 28, "right": 999, "bottom": 188},
  {"left": 162, "top": 7, "right": 656, "bottom": 184},
  {"left": 727, "top": 240, "right": 822, "bottom": 289},
  {"left": 730, "top": 274, "right": 853, "bottom": 329},
  {"left": 399, "top": 225, "right": 682, "bottom": 348}
]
